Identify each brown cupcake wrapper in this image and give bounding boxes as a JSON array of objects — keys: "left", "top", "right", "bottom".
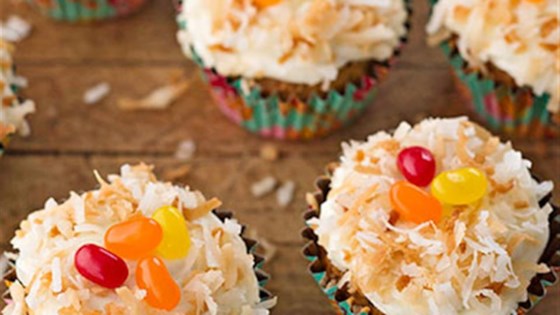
[
  {"left": 2, "top": 209, "right": 274, "bottom": 308},
  {"left": 302, "top": 166, "right": 559, "bottom": 315}
]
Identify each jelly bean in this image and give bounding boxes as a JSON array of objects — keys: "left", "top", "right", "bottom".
[
  {"left": 390, "top": 181, "right": 442, "bottom": 224},
  {"left": 253, "top": 0, "right": 282, "bottom": 9},
  {"left": 397, "top": 146, "right": 436, "bottom": 187},
  {"left": 136, "top": 256, "right": 181, "bottom": 311},
  {"left": 152, "top": 206, "right": 191, "bottom": 260},
  {"left": 74, "top": 244, "right": 128, "bottom": 289},
  {"left": 104, "top": 217, "right": 163, "bottom": 260},
  {"left": 431, "top": 167, "right": 488, "bottom": 205}
]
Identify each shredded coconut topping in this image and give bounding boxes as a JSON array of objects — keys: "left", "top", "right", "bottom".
[
  {"left": 2, "top": 164, "right": 273, "bottom": 315},
  {"left": 177, "top": 0, "right": 408, "bottom": 85},
  {"left": 427, "top": 0, "right": 560, "bottom": 113},
  {"left": 0, "top": 39, "right": 35, "bottom": 144},
  {"left": 309, "top": 117, "right": 553, "bottom": 315}
]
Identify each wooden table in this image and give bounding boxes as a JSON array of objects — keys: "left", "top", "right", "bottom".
[{"left": 1, "top": 1, "right": 558, "bottom": 314}]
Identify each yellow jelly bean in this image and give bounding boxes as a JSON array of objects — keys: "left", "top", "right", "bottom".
[
  {"left": 431, "top": 167, "right": 488, "bottom": 205},
  {"left": 152, "top": 206, "right": 191, "bottom": 260}
]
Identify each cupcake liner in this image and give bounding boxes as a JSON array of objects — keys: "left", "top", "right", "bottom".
[
  {"left": 201, "top": 65, "right": 385, "bottom": 140},
  {"left": 302, "top": 167, "right": 559, "bottom": 315},
  {"left": 177, "top": 4, "right": 411, "bottom": 140},
  {"left": 26, "top": 0, "right": 149, "bottom": 22},
  {"left": 2, "top": 209, "right": 275, "bottom": 310}
]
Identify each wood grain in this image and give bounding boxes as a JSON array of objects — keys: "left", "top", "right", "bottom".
[{"left": 0, "top": 0, "right": 558, "bottom": 314}]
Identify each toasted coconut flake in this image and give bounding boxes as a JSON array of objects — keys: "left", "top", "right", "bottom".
[
  {"left": 259, "top": 144, "right": 279, "bottom": 161},
  {"left": 162, "top": 164, "right": 191, "bottom": 182},
  {"left": 117, "top": 79, "right": 190, "bottom": 111},
  {"left": 185, "top": 197, "right": 223, "bottom": 221}
]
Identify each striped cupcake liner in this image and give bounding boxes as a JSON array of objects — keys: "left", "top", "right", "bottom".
[
  {"left": 26, "top": 0, "right": 149, "bottom": 22},
  {"left": 2, "top": 209, "right": 275, "bottom": 310},
  {"left": 177, "top": 3, "right": 411, "bottom": 140},
  {"left": 200, "top": 67, "right": 385, "bottom": 140},
  {"left": 302, "top": 165, "right": 560, "bottom": 315}
]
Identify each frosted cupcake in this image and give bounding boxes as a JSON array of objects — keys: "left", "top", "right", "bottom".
[
  {"left": 427, "top": 0, "right": 560, "bottom": 138},
  {"left": 27, "top": 0, "right": 150, "bottom": 22},
  {"left": 2, "top": 164, "right": 276, "bottom": 314},
  {"left": 0, "top": 39, "right": 35, "bottom": 156},
  {"left": 176, "top": 0, "right": 410, "bottom": 140},
  {"left": 303, "top": 117, "right": 559, "bottom": 314}
]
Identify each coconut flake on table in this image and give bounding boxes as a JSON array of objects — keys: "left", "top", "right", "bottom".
[
  {"left": 0, "top": 16, "right": 32, "bottom": 42},
  {"left": 175, "top": 139, "right": 196, "bottom": 161},
  {"left": 117, "top": 78, "right": 190, "bottom": 110},
  {"left": 83, "top": 82, "right": 110, "bottom": 105},
  {"left": 260, "top": 144, "right": 279, "bottom": 161},
  {"left": 251, "top": 176, "right": 277, "bottom": 198},
  {"left": 276, "top": 181, "right": 296, "bottom": 207}
]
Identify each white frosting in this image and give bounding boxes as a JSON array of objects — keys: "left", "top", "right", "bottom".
[
  {"left": 0, "top": 39, "right": 35, "bottom": 143},
  {"left": 427, "top": 0, "right": 560, "bottom": 113},
  {"left": 309, "top": 117, "right": 553, "bottom": 315},
  {"left": 177, "top": 0, "right": 408, "bottom": 85},
  {"left": 2, "top": 164, "right": 275, "bottom": 315}
]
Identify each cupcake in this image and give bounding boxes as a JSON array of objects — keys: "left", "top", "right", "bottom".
[
  {"left": 26, "top": 0, "right": 150, "bottom": 22},
  {"left": 303, "top": 117, "right": 559, "bottom": 314},
  {"left": 0, "top": 39, "right": 35, "bottom": 156},
  {"left": 426, "top": 0, "right": 560, "bottom": 138},
  {"left": 176, "top": 0, "right": 410, "bottom": 140},
  {"left": 2, "top": 164, "right": 276, "bottom": 314}
]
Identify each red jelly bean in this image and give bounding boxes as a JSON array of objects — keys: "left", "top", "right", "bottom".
[
  {"left": 74, "top": 244, "right": 129, "bottom": 289},
  {"left": 397, "top": 146, "right": 436, "bottom": 187}
]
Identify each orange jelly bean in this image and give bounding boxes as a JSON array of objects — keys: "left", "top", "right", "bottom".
[
  {"left": 136, "top": 256, "right": 181, "bottom": 311},
  {"left": 253, "top": 0, "right": 282, "bottom": 9},
  {"left": 390, "top": 181, "right": 442, "bottom": 224},
  {"left": 104, "top": 217, "right": 163, "bottom": 260}
]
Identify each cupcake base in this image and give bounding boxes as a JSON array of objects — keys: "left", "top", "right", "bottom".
[
  {"left": 27, "top": 0, "right": 150, "bottom": 22},
  {"left": 302, "top": 166, "right": 560, "bottom": 315}
]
